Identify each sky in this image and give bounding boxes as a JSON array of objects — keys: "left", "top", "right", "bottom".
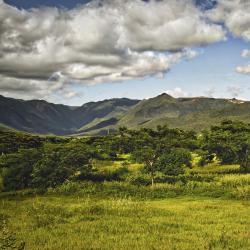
[{"left": 0, "top": 0, "right": 250, "bottom": 105}]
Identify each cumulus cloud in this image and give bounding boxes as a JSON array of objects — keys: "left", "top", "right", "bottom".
[
  {"left": 206, "top": 1, "right": 250, "bottom": 76},
  {"left": 0, "top": 0, "right": 227, "bottom": 101},
  {"left": 165, "top": 87, "right": 189, "bottom": 98},
  {"left": 207, "top": 0, "right": 250, "bottom": 41},
  {"left": 236, "top": 65, "right": 250, "bottom": 74}
]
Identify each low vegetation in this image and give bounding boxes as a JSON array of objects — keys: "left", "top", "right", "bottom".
[{"left": 0, "top": 120, "right": 250, "bottom": 249}]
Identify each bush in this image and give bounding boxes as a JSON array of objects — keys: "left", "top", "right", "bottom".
[
  {"left": 156, "top": 148, "right": 191, "bottom": 176},
  {"left": 32, "top": 144, "right": 93, "bottom": 188},
  {"left": 0, "top": 149, "right": 41, "bottom": 191}
]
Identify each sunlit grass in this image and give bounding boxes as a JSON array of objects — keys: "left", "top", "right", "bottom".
[
  {"left": 1, "top": 195, "right": 249, "bottom": 250},
  {"left": 188, "top": 164, "right": 240, "bottom": 174}
]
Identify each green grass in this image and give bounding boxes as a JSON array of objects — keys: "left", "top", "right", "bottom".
[
  {"left": 188, "top": 164, "right": 240, "bottom": 175},
  {"left": 1, "top": 194, "right": 249, "bottom": 250},
  {"left": 1, "top": 160, "right": 249, "bottom": 249}
]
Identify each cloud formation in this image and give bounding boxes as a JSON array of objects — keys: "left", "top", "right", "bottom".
[
  {"left": 165, "top": 87, "right": 189, "bottom": 98},
  {"left": 241, "top": 49, "right": 250, "bottom": 58},
  {"left": 207, "top": 0, "right": 250, "bottom": 41},
  {"left": 207, "top": 1, "right": 250, "bottom": 76},
  {"left": 236, "top": 65, "right": 250, "bottom": 74},
  {"left": 0, "top": 0, "right": 226, "bottom": 100},
  {"left": 236, "top": 49, "right": 250, "bottom": 74}
]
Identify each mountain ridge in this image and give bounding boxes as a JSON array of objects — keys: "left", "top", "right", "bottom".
[{"left": 1, "top": 94, "right": 250, "bottom": 135}]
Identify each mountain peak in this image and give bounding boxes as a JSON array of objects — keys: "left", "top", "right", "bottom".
[{"left": 158, "top": 93, "right": 175, "bottom": 98}]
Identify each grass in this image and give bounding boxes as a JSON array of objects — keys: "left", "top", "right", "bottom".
[
  {"left": 1, "top": 160, "right": 249, "bottom": 249},
  {"left": 0, "top": 194, "right": 249, "bottom": 250},
  {"left": 188, "top": 164, "right": 240, "bottom": 175}
]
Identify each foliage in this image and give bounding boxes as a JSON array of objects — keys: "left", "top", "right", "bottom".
[
  {"left": 32, "top": 143, "right": 94, "bottom": 188},
  {"left": 202, "top": 120, "right": 250, "bottom": 172},
  {"left": 0, "top": 148, "right": 41, "bottom": 191},
  {"left": 156, "top": 148, "right": 191, "bottom": 176}
]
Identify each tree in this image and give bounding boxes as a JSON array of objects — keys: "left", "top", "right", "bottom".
[
  {"left": 156, "top": 148, "right": 191, "bottom": 176},
  {"left": 131, "top": 126, "right": 196, "bottom": 185},
  {"left": 31, "top": 143, "right": 94, "bottom": 188},
  {"left": 132, "top": 146, "right": 158, "bottom": 186},
  {"left": 0, "top": 148, "right": 41, "bottom": 191},
  {"left": 202, "top": 120, "right": 250, "bottom": 172}
]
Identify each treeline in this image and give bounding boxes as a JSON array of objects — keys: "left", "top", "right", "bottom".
[{"left": 0, "top": 120, "right": 250, "bottom": 191}]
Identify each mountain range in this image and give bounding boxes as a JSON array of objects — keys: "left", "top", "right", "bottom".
[{"left": 1, "top": 93, "right": 250, "bottom": 135}]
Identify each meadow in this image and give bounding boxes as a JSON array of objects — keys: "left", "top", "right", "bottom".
[
  {"left": 1, "top": 163, "right": 250, "bottom": 250},
  {"left": 1, "top": 194, "right": 250, "bottom": 250}
]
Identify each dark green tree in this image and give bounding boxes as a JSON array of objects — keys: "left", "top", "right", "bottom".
[
  {"left": 202, "top": 120, "right": 250, "bottom": 172},
  {"left": 0, "top": 148, "right": 41, "bottom": 191},
  {"left": 31, "top": 143, "right": 94, "bottom": 188},
  {"left": 156, "top": 148, "right": 191, "bottom": 176}
]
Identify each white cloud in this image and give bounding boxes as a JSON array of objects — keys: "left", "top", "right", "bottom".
[
  {"left": 0, "top": 0, "right": 226, "bottom": 101},
  {"left": 236, "top": 65, "right": 250, "bottom": 74},
  {"left": 241, "top": 49, "right": 250, "bottom": 58},
  {"left": 207, "top": 0, "right": 250, "bottom": 41},
  {"left": 235, "top": 49, "right": 250, "bottom": 74},
  {"left": 165, "top": 87, "right": 188, "bottom": 98},
  {"left": 117, "top": 0, "right": 225, "bottom": 51}
]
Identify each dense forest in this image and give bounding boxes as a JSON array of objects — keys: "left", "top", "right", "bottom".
[{"left": 1, "top": 120, "right": 250, "bottom": 192}]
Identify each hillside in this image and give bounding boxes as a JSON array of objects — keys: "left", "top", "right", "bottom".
[
  {"left": 0, "top": 95, "right": 139, "bottom": 135},
  {"left": 1, "top": 93, "right": 250, "bottom": 134},
  {"left": 117, "top": 93, "right": 250, "bottom": 131}
]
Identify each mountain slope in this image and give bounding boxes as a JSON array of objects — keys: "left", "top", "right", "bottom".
[
  {"left": 117, "top": 93, "right": 250, "bottom": 131},
  {"left": 0, "top": 95, "right": 139, "bottom": 135},
  {"left": 1, "top": 93, "right": 250, "bottom": 135}
]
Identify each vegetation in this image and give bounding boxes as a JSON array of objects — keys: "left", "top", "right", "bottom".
[{"left": 0, "top": 120, "right": 250, "bottom": 249}]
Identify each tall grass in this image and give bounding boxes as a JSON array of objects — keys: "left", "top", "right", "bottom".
[
  {"left": 0, "top": 195, "right": 249, "bottom": 250},
  {"left": 219, "top": 174, "right": 250, "bottom": 187}
]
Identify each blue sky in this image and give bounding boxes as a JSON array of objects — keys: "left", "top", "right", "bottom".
[
  {"left": 67, "top": 37, "right": 250, "bottom": 104},
  {"left": 1, "top": 0, "right": 250, "bottom": 105}
]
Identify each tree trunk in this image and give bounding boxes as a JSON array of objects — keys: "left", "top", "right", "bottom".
[{"left": 240, "top": 149, "right": 249, "bottom": 173}]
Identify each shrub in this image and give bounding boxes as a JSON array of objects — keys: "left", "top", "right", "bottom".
[
  {"left": 156, "top": 148, "right": 191, "bottom": 176},
  {"left": 0, "top": 149, "right": 41, "bottom": 191}
]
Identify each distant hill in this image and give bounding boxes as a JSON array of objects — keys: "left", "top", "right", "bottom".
[
  {"left": 1, "top": 93, "right": 250, "bottom": 135},
  {"left": 0, "top": 95, "right": 139, "bottom": 135},
  {"left": 117, "top": 93, "right": 250, "bottom": 131}
]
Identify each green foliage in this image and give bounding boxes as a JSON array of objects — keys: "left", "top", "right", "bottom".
[
  {"left": 0, "top": 148, "right": 41, "bottom": 191},
  {"left": 32, "top": 143, "right": 94, "bottom": 188},
  {"left": 0, "top": 130, "right": 44, "bottom": 154},
  {"left": 156, "top": 148, "right": 191, "bottom": 176},
  {"left": 202, "top": 120, "right": 250, "bottom": 172}
]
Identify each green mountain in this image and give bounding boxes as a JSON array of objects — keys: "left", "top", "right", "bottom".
[
  {"left": 1, "top": 93, "right": 250, "bottom": 135},
  {"left": 0, "top": 95, "right": 139, "bottom": 135},
  {"left": 117, "top": 93, "right": 250, "bottom": 131}
]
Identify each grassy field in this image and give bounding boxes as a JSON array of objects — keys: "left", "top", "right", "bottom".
[
  {"left": 0, "top": 194, "right": 249, "bottom": 250},
  {"left": 1, "top": 162, "right": 250, "bottom": 250}
]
